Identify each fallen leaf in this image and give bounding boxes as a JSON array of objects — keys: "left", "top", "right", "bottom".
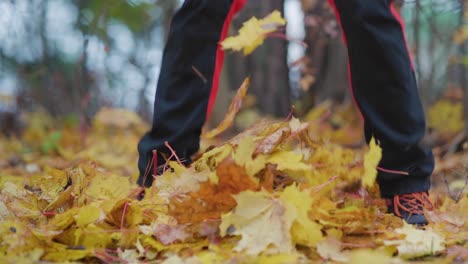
[
  {"left": 384, "top": 223, "right": 446, "bottom": 259},
  {"left": 219, "top": 189, "right": 295, "bottom": 255},
  {"left": 280, "top": 184, "right": 323, "bottom": 247},
  {"left": 154, "top": 224, "right": 190, "bottom": 245},
  {"left": 317, "top": 238, "right": 348, "bottom": 262}
]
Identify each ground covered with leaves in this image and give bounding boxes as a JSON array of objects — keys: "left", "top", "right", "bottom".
[{"left": 0, "top": 106, "right": 467, "bottom": 264}]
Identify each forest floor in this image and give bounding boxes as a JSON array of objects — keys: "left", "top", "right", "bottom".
[{"left": 0, "top": 104, "right": 466, "bottom": 263}]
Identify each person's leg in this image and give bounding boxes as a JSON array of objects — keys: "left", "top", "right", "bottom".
[
  {"left": 137, "top": 0, "right": 246, "bottom": 187},
  {"left": 328, "top": 0, "right": 434, "bottom": 223}
]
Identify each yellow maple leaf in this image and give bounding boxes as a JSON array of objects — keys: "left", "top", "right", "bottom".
[
  {"left": 29, "top": 167, "right": 68, "bottom": 203},
  {"left": 194, "top": 144, "right": 233, "bottom": 184},
  {"left": 231, "top": 135, "right": 268, "bottom": 181},
  {"left": 196, "top": 251, "right": 227, "bottom": 264},
  {"left": 84, "top": 173, "right": 136, "bottom": 201},
  {"left": 0, "top": 248, "right": 44, "bottom": 264},
  {"left": 74, "top": 224, "right": 114, "bottom": 249},
  {"left": 0, "top": 220, "right": 44, "bottom": 258},
  {"left": 46, "top": 208, "right": 77, "bottom": 232},
  {"left": 155, "top": 162, "right": 209, "bottom": 200},
  {"left": 267, "top": 150, "right": 311, "bottom": 172},
  {"left": 362, "top": 137, "right": 382, "bottom": 188},
  {"left": 288, "top": 117, "right": 309, "bottom": 134},
  {"left": 222, "top": 10, "right": 287, "bottom": 55},
  {"left": 232, "top": 136, "right": 256, "bottom": 167},
  {"left": 0, "top": 201, "right": 12, "bottom": 221},
  {"left": 428, "top": 100, "right": 464, "bottom": 134},
  {"left": 280, "top": 185, "right": 323, "bottom": 247},
  {"left": 348, "top": 249, "right": 397, "bottom": 264},
  {"left": 384, "top": 223, "right": 446, "bottom": 259},
  {"left": 316, "top": 238, "right": 349, "bottom": 262},
  {"left": 219, "top": 189, "right": 295, "bottom": 255},
  {"left": 75, "top": 203, "right": 104, "bottom": 227},
  {"left": 255, "top": 123, "right": 291, "bottom": 155},
  {"left": 255, "top": 254, "right": 302, "bottom": 264}
]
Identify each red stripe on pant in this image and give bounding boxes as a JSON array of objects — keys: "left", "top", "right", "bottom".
[
  {"left": 388, "top": 3, "right": 415, "bottom": 70},
  {"left": 206, "top": 0, "right": 247, "bottom": 120},
  {"left": 328, "top": 0, "right": 415, "bottom": 120}
]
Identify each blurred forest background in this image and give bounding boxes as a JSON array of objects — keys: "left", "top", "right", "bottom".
[{"left": 0, "top": 0, "right": 466, "bottom": 145}]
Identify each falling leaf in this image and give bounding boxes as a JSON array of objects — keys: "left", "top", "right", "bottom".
[
  {"left": 362, "top": 137, "right": 382, "bottom": 188},
  {"left": 222, "top": 10, "right": 287, "bottom": 55},
  {"left": 203, "top": 78, "right": 250, "bottom": 139}
]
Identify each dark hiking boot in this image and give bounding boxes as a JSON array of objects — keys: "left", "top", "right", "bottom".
[{"left": 386, "top": 192, "right": 434, "bottom": 225}]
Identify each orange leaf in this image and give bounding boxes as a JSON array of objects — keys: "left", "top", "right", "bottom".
[{"left": 202, "top": 78, "right": 250, "bottom": 139}]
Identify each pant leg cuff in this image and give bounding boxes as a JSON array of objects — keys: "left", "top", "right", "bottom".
[{"left": 377, "top": 172, "right": 431, "bottom": 198}]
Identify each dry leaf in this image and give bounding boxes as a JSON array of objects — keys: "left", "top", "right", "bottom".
[
  {"left": 203, "top": 78, "right": 250, "bottom": 139},
  {"left": 219, "top": 189, "right": 295, "bottom": 255},
  {"left": 362, "top": 137, "right": 382, "bottom": 188},
  {"left": 222, "top": 11, "right": 287, "bottom": 55}
]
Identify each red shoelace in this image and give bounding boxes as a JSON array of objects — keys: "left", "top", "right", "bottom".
[{"left": 391, "top": 192, "right": 434, "bottom": 217}]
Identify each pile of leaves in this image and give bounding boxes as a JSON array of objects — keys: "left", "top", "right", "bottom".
[{"left": 0, "top": 106, "right": 467, "bottom": 263}]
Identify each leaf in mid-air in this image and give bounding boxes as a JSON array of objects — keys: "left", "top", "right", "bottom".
[
  {"left": 222, "top": 10, "right": 286, "bottom": 55},
  {"left": 203, "top": 78, "right": 250, "bottom": 139},
  {"left": 362, "top": 137, "right": 382, "bottom": 188}
]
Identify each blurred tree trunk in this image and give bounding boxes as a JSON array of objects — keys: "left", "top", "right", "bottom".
[
  {"left": 226, "top": 0, "right": 291, "bottom": 117},
  {"left": 136, "top": 0, "right": 177, "bottom": 121},
  {"left": 162, "top": 1, "right": 177, "bottom": 42},
  {"left": 298, "top": 0, "right": 348, "bottom": 115},
  {"left": 24, "top": 0, "right": 83, "bottom": 117}
]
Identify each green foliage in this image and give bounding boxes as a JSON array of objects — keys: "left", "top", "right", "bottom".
[
  {"left": 80, "top": 0, "right": 156, "bottom": 37},
  {"left": 463, "top": 56, "right": 468, "bottom": 66},
  {"left": 40, "top": 131, "right": 62, "bottom": 154}
]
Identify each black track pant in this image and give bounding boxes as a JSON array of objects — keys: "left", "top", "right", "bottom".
[{"left": 137, "top": 0, "right": 434, "bottom": 198}]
